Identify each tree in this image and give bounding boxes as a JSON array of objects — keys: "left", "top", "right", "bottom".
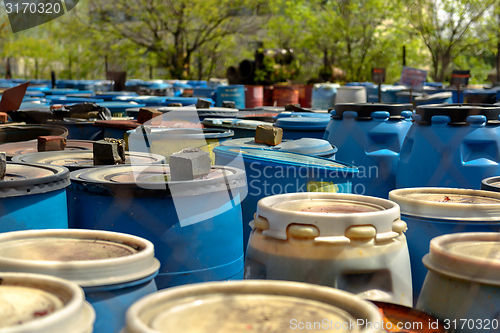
[
  {"left": 88, "top": 0, "right": 260, "bottom": 79},
  {"left": 403, "top": 0, "right": 496, "bottom": 82}
]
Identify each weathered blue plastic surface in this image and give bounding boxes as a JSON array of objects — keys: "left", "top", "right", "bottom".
[
  {"left": 402, "top": 213, "right": 500, "bottom": 303},
  {"left": 98, "top": 102, "right": 146, "bottom": 116},
  {"left": 216, "top": 85, "right": 245, "bottom": 109},
  {"left": 214, "top": 146, "right": 357, "bottom": 252},
  {"left": 47, "top": 97, "right": 105, "bottom": 105},
  {"left": 67, "top": 183, "right": 244, "bottom": 290},
  {"left": 396, "top": 110, "right": 500, "bottom": 189},
  {"left": 55, "top": 122, "right": 104, "bottom": 141},
  {"left": 85, "top": 274, "right": 158, "bottom": 333},
  {"left": 0, "top": 189, "right": 68, "bottom": 232},
  {"left": 312, "top": 85, "right": 337, "bottom": 109},
  {"left": 324, "top": 107, "right": 413, "bottom": 198},
  {"left": 275, "top": 116, "right": 330, "bottom": 140}
]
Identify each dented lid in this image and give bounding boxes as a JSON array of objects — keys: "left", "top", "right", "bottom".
[
  {"left": 12, "top": 150, "right": 166, "bottom": 171},
  {"left": 123, "top": 280, "right": 384, "bottom": 333},
  {"left": 0, "top": 162, "right": 69, "bottom": 198},
  {"left": 389, "top": 188, "right": 500, "bottom": 221},
  {"left": 0, "top": 229, "right": 160, "bottom": 287},
  {"left": 252, "top": 193, "right": 403, "bottom": 242},
  {"left": 0, "top": 139, "right": 94, "bottom": 160},
  {"left": 423, "top": 232, "right": 500, "bottom": 286}
]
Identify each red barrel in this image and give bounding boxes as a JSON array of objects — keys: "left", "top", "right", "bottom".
[
  {"left": 263, "top": 86, "right": 274, "bottom": 106},
  {"left": 297, "top": 84, "right": 313, "bottom": 108},
  {"left": 272, "top": 85, "right": 299, "bottom": 107},
  {"left": 245, "top": 85, "right": 264, "bottom": 108}
]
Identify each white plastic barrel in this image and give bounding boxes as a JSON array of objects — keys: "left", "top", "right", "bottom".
[
  {"left": 121, "top": 280, "right": 385, "bottom": 333},
  {"left": 335, "top": 86, "right": 367, "bottom": 105},
  {"left": 244, "top": 192, "right": 413, "bottom": 306},
  {"left": 0, "top": 272, "right": 95, "bottom": 333},
  {"left": 417, "top": 232, "right": 500, "bottom": 333}
]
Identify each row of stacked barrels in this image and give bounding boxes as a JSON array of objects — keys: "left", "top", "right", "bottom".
[{"left": 1, "top": 84, "right": 500, "bottom": 332}]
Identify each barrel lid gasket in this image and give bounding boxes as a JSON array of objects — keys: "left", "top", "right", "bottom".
[
  {"left": 416, "top": 103, "right": 500, "bottom": 125},
  {"left": 332, "top": 103, "right": 413, "bottom": 119},
  {"left": 0, "top": 163, "right": 70, "bottom": 198}
]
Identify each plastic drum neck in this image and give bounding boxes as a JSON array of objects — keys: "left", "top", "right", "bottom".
[
  {"left": 0, "top": 229, "right": 160, "bottom": 287},
  {"left": 423, "top": 232, "right": 500, "bottom": 286},
  {"left": 389, "top": 187, "right": 500, "bottom": 221},
  {"left": 415, "top": 103, "right": 500, "bottom": 125},
  {"left": 332, "top": 103, "right": 413, "bottom": 120},
  {"left": 254, "top": 193, "right": 401, "bottom": 241}
]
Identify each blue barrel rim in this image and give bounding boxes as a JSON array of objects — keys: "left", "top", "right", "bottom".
[
  {"left": 333, "top": 103, "right": 413, "bottom": 119},
  {"left": 274, "top": 117, "right": 330, "bottom": 130},
  {"left": 415, "top": 103, "right": 500, "bottom": 125}
]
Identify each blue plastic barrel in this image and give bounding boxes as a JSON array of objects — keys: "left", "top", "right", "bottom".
[
  {"left": 13, "top": 150, "right": 165, "bottom": 171},
  {"left": 274, "top": 112, "right": 331, "bottom": 139},
  {"left": 214, "top": 146, "right": 357, "bottom": 252},
  {"left": 68, "top": 164, "right": 246, "bottom": 289},
  {"left": 0, "top": 139, "right": 94, "bottom": 160},
  {"left": 98, "top": 101, "right": 146, "bottom": 117},
  {"left": 49, "top": 121, "right": 104, "bottom": 141},
  {"left": 0, "top": 229, "right": 160, "bottom": 333},
  {"left": 464, "top": 89, "right": 498, "bottom": 104},
  {"left": 414, "top": 92, "right": 453, "bottom": 106},
  {"left": 0, "top": 163, "right": 69, "bottom": 232},
  {"left": 396, "top": 104, "right": 500, "bottom": 189},
  {"left": 188, "top": 80, "right": 208, "bottom": 87},
  {"left": 220, "top": 137, "right": 338, "bottom": 160},
  {"left": 312, "top": 83, "right": 338, "bottom": 109},
  {"left": 44, "top": 89, "right": 93, "bottom": 96},
  {"left": 324, "top": 103, "right": 413, "bottom": 198},
  {"left": 193, "top": 87, "right": 216, "bottom": 100},
  {"left": 389, "top": 187, "right": 500, "bottom": 303},
  {"left": 24, "top": 91, "right": 45, "bottom": 98},
  {"left": 93, "top": 91, "right": 138, "bottom": 101},
  {"left": 216, "top": 85, "right": 245, "bottom": 109},
  {"left": 47, "top": 97, "right": 105, "bottom": 105}
]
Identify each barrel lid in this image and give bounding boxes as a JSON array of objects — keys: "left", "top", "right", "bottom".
[
  {"left": 202, "top": 118, "right": 270, "bottom": 130},
  {"left": 423, "top": 232, "right": 500, "bottom": 286},
  {"left": 129, "top": 127, "right": 234, "bottom": 140},
  {"left": 214, "top": 146, "right": 357, "bottom": 173},
  {"left": 12, "top": 151, "right": 165, "bottom": 171},
  {"left": 481, "top": 176, "right": 500, "bottom": 192},
  {"left": 274, "top": 117, "right": 330, "bottom": 130},
  {"left": 414, "top": 91, "right": 453, "bottom": 101},
  {"left": 123, "top": 280, "right": 384, "bottom": 333},
  {"left": 0, "top": 139, "right": 94, "bottom": 159},
  {"left": 333, "top": 103, "right": 413, "bottom": 119},
  {"left": 220, "top": 137, "right": 337, "bottom": 156},
  {"left": 70, "top": 164, "right": 246, "bottom": 197},
  {"left": 465, "top": 89, "right": 498, "bottom": 95},
  {"left": 0, "top": 286, "right": 64, "bottom": 329},
  {"left": 415, "top": 103, "right": 500, "bottom": 125},
  {"left": 0, "top": 162, "right": 69, "bottom": 198},
  {"left": 0, "top": 229, "right": 160, "bottom": 287},
  {"left": 253, "top": 193, "right": 402, "bottom": 242},
  {"left": 98, "top": 101, "right": 145, "bottom": 108},
  {"left": 337, "top": 86, "right": 366, "bottom": 90},
  {"left": 389, "top": 188, "right": 500, "bottom": 221},
  {"left": 0, "top": 272, "right": 95, "bottom": 333},
  {"left": 0, "top": 124, "right": 69, "bottom": 143},
  {"left": 275, "top": 112, "right": 331, "bottom": 119}
]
